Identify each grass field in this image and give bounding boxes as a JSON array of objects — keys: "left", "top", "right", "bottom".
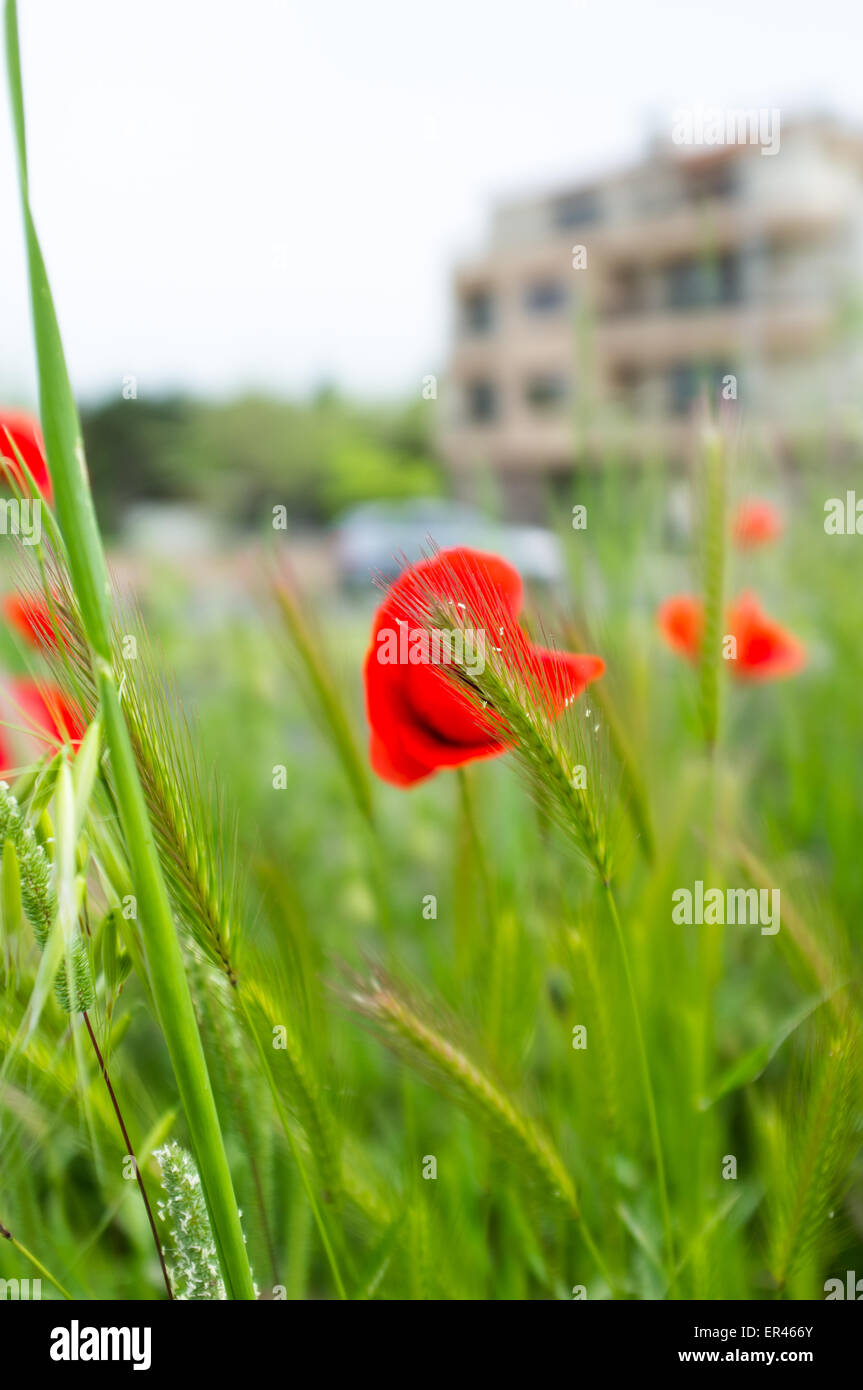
[
  {"left": 1, "top": 438, "right": 861, "bottom": 1300},
  {"left": 1, "top": 0, "right": 862, "bottom": 1303}
]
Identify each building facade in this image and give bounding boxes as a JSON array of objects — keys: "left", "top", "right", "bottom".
[{"left": 440, "top": 119, "right": 863, "bottom": 503}]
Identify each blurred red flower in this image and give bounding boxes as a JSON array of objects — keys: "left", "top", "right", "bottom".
[
  {"left": 725, "top": 592, "right": 806, "bottom": 681},
  {"left": 0, "top": 727, "right": 12, "bottom": 778},
  {"left": 3, "top": 592, "right": 60, "bottom": 651},
  {"left": 0, "top": 410, "right": 52, "bottom": 501},
  {"left": 656, "top": 594, "right": 703, "bottom": 661},
  {"left": 658, "top": 591, "right": 805, "bottom": 681},
  {"left": 364, "top": 546, "right": 604, "bottom": 786},
  {"left": 732, "top": 499, "right": 783, "bottom": 548},
  {"left": 10, "top": 678, "right": 85, "bottom": 748}
]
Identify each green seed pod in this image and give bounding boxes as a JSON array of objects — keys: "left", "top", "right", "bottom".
[
  {"left": 0, "top": 781, "right": 95, "bottom": 1013},
  {"left": 17, "top": 824, "right": 55, "bottom": 949},
  {"left": 156, "top": 1141, "right": 229, "bottom": 1300},
  {"left": 55, "top": 930, "right": 95, "bottom": 1014},
  {"left": 0, "top": 781, "right": 22, "bottom": 845}
]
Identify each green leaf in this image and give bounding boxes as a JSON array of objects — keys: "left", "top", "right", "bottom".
[{"left": 700, "top": 996, "right": 825, "bottom": 1109}]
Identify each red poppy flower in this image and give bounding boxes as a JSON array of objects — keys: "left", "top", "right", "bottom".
[
  {"left": 0, "top": 410, "right": 52, "bottom": 501},
  {"left": 657, "top": 594, "right": 703, "bottom": 662},
  {"left": 725, "top": 592, "right": 806, "bottom": 682},
  {"left": 657, "top": 591, "right": 805, "bottom": 681},
  {"left": 3, "top": 592, "right": 60, "bottom": 651},
  {"left": 0, "top": 728, "right": 12, "bottom": 778},
  {"left": 364, "top": 547, "right": 605, "bottom": 786},
  {"left": 9, "top": 678, "right": 85, "bottom": 748},
  {"left": 732, "top": 500, "right": 783, "bottom": 548}
]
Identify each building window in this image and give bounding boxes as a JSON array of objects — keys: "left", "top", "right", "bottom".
[
  {"left": 553, "top": 188, "right": 601, "bottom": 229},
  {"left": 666, "top": 260, "right": 698, "bottom": 310},
  {"left": 524, "top": 279, "right": 568, "bottom": 314},
  {"left": 524, "top": 374, "right": 569, "bottom": 412},
  {"left": 668, "top": 363, "right": 699, "bottom": 416},
  {"left": 665, "top": 252, "right": 741, "bottom": 310},
  {"left": 606, "top": 265, "right": 647, "bottom": 317},
  {"left": 717, "top": 253, "right": 742, "bottom": 304},
  {"left": 462, "top": 288, "right": 495, "bottom": 334},
  {"left": 465, "top": 379, "right": 498, "bottom": 423},
  {"left": 668, "top": 361, "right": 737, "bottom": 416}
]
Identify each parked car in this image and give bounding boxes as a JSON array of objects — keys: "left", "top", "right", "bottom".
[{"left": 333, "top": 499, "right": 564, "bottom": 590}]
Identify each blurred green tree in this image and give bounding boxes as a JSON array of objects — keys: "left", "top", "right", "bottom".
[{"left": 81, "top": 390, "right": 444, "bottom": 533}]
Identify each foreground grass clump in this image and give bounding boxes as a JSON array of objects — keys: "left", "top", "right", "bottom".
[
  {"left": 1, "top": 0, "right": 862, "bottom": 1303},
  {"left": 3, "top": 441, "right": 860, "bottom": 1300}
]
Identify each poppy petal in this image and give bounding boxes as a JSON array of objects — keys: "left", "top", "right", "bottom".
[
  {"left": 3, "top": 593, "right": 58, "bottom": 650},
  {"left": 403, "top": 657, "right": 500, "bottom": 748},
  {"left": 381, "top": 547, "right": 524, "bottom": 635},
  {"left": 529, "top": 648, "right": 606, "bottom": 713},
  {"left": 9, "top": 679, "right": 85, "bottom": 748},
  {"left": 0, "top": 729, "right": 12, "bottom": 778},
  {"left": 363, "top": 547, "right": 605, "bottom": 786},
  {"left": 364, "top": 644, "right": 438, "bottom": 784},
  {"left": 727, "top": 592, "right": 806, "bottom": 681},
  {"left": 658, "top": 595, "right": 704, "bottom": 662},
  {"left": 0, "top": 411, "right": 52, "bottom": 501},
  {"left": 369, "top": 728, "right": 433, "bottom": 787},
  {"left": 732, "top": 500, "right": 783, "bottom": 548}
]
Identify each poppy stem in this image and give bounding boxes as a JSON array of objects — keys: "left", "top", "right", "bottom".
[
  {"left": 604, "top": 883, "right": 677, "bottom": 1297},
  {"left": 457, "top": 767, "right": 495, "bottom": 925},
  {"left": 458, "top": 767, "right": 497, "bottom": 939}
]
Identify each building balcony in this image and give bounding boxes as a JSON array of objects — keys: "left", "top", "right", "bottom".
[
  {"left": 594, "top": 197, "right": 844, "bottom": 265},
  {"left": 454, "top": 195, "right": 844, "bottom": 294},
  {"left": 595, "top": 300, "right": 834, "bottom": 367}
]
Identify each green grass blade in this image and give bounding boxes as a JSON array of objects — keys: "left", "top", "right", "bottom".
[{"left": 4, "top": 0, "right": 255, "bottom": 1300}]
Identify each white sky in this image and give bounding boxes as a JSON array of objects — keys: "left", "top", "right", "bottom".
[{"left": 1, "top": 0, "right": 862, "bottom": 404}]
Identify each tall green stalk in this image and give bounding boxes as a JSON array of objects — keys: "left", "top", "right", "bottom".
[
  {"left": 4, "top": 0, "right": 255, "bottom": 1299},
  {"left": 694, "top": 426, "right": 728, "bottom": 1293},
  {"left": 698, "top": 428, "right": 727, "bottom": 751},
  {"left": 604, "top": 885, "right": 676, "bottom": 1296}
]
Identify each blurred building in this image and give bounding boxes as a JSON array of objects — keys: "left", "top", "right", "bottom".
[{"left": 441, "top": 118, "right": 863, "bottom": 507}]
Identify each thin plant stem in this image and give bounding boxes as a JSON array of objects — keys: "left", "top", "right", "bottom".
[
  {"left": 693, "top": 426, "right": 728, "bottom": 1293},
  {"left": 578, "top": 1212, "right": 620, "bottom": 1299},
  {"left": 82, "top": 1010, "right": 173, "bottom": 1299},
  {"left": 0, "top": 1219, "right": 72, "bottom": 1300},
  {"left": 604, "top": 884, "right": 677, "bottom": 1296}
]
